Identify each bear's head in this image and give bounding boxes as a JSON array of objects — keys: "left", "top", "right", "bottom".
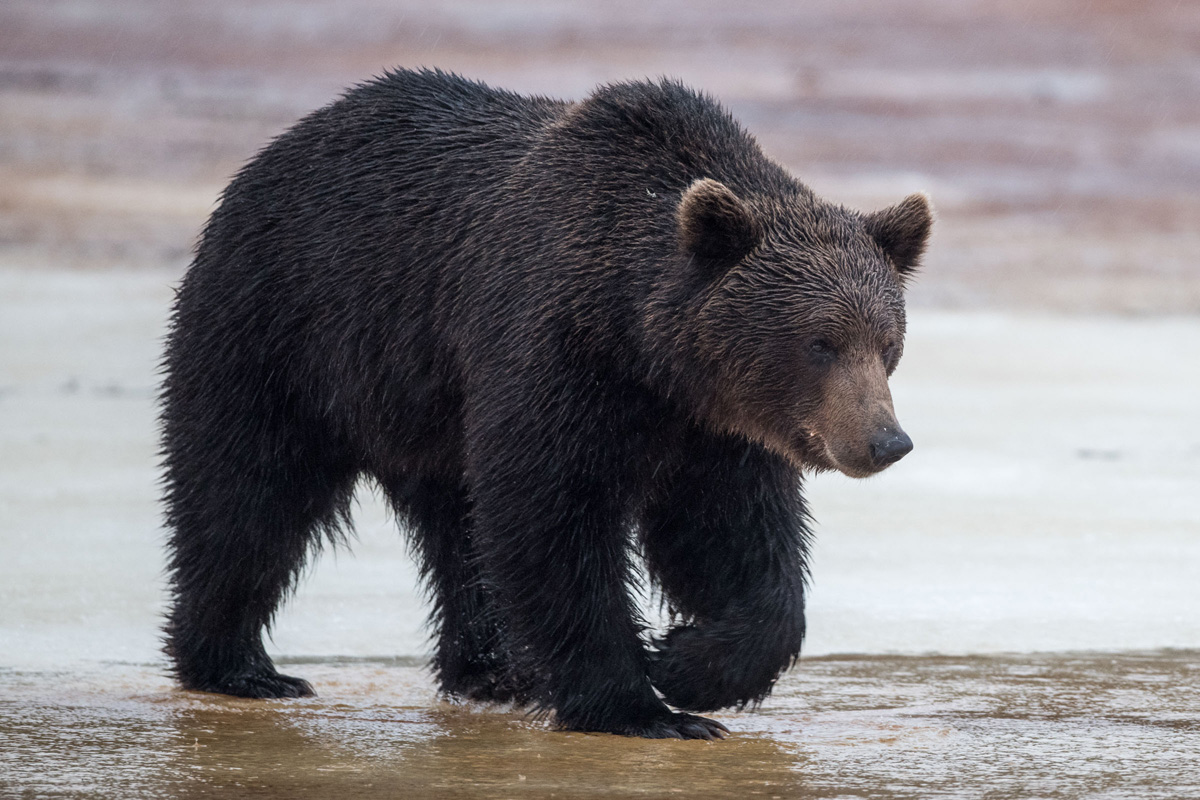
[{"left": 676, "top": 178, "right": 932, "bottom": 478}]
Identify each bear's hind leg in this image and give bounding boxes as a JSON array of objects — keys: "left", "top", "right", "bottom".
[
  {"left": 383, "top": 474, "right": 528, "bottom": 703},
  {"left": 162, "top": 412, "right": 357, "bottom": 699}
]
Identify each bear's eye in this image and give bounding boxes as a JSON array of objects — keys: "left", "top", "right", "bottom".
[{"left": 809, "top": 339, "right": 837, "bottom": 364}]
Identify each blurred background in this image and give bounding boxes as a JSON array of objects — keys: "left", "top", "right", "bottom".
[
  {"left": 2, "top": 2, "right": 1199, "bottom": 798},
  {"left": 3, "top": 0, "right": 1199, "bottom": 309}
]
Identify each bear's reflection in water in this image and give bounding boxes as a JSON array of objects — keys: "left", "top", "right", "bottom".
[{"left": 163, "top": 702, "right": 807, "bottom": 799}]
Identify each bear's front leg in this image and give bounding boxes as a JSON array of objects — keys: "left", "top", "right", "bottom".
[
  {"left": 642, "top": 427, "right": 811, "bottom": 712},
  {"left": 463, "top": 367, "right": 727, "bottom": 740}
]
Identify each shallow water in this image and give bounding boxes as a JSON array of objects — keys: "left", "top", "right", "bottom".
[{"left": 3, "top": 652, "right": 1198, "bottom": 799}]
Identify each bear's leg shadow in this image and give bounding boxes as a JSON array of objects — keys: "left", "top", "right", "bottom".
[
  {"left": 462, "top": 366, "right": 728, "bottom": 739},
  {"left": 162, "top": 396, "right": 357, "bottom": 699},
  {"left": 381, "top": 473, "right": 526, "bottom": 703},
  {"left": 642, "top": 428, "right": 811, "bottom": 712}
]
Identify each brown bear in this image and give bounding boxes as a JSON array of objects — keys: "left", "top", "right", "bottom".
[{"left": 160, "top": 68, "right": 930, "bottom": 739}]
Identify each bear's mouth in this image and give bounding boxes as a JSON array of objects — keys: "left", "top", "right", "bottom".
[
  {"left": 793, "top": 428, "right": 837, "bottom": 473},
  {"left": 794, "top": 428, "right": 884, "bottom": 478}
]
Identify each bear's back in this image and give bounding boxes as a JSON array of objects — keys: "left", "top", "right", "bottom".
[
  {"left": 169, "top": 72, "right": 567, "bottom": 454},
  {"left": 197, "top": 70, "right": 566, "bottom": 284}
]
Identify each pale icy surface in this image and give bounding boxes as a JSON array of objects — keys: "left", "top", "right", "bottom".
[{"left": 2, "top": 270, "right": 1198, "bottom": 669}]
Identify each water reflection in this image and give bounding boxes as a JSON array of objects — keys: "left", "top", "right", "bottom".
[
  {"left": 2, "top": 652, "right": 1197, "bottom": 799},
  {"left": 163, "top": 702, "right": 808, "bottom": 799}
]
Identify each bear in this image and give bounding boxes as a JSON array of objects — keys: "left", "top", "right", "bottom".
[{"left": 160, "top": 68, "right": 929, "bottom": 740}]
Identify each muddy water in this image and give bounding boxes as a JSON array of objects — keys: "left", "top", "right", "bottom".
[{"left": 3, "top": 652, "right": 1198, "bottom": 799}]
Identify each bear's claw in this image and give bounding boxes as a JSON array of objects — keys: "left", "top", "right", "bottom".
[
  {"left": 203, "top": 671, "right": 316, "bottom": 699},
  {"left": 581, "top": 711, "right": 729, "bottom": 740},
  {"left": 629, "top": 712, "right": 730, "bottom": 740}
]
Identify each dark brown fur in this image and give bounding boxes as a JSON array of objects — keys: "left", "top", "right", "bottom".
[{"left": 160, "top": 69, "right": 931, "bottom": 739}]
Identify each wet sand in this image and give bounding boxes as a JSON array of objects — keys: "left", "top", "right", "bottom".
[{"left": 3, "top": 653, "right": 1199, "bottom": 799}]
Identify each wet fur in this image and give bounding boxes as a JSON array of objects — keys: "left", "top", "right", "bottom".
[{"left": 160, "top": 69, "right": 928, "bottom": 738}]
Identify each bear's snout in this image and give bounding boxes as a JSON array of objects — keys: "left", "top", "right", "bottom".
[
  {"left": 804, "top": 354, "right": 913, "bottom": 478},
  {"left": 868, "top": 427, "right": 913, "bottom": 468},
  {"left": 821, "top": 416, "right": 911, "bottom": 478}
]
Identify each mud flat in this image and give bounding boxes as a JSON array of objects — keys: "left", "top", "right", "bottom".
[{"left": 2, "top": 652, "right": 1198, "bottom": 800}]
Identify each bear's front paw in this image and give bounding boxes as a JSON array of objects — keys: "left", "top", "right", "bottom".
[
  {"left": 638, "top": 714, "right": 729, "bottom": 743},
  {"left": 627, "top": 711, "right": 730, "bottom": 740},
  {"left": 569, "top": 709, "right": 729, "bottom": 740},
  {"left": 207, "top": 670, "right": 316, "bottom": 699},
  {"left": 649, "top": 622, "right": 790, "bottom": 712}
]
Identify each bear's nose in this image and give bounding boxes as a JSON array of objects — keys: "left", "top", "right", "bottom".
[{"left": 868, "top": 429, "right": 913, "bottom": 468}]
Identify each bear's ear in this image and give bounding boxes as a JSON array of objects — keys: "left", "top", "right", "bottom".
[
  {"left": 863, "top": 192, "right": 934, "bottom": 281},
  {"left": 677, "top": 178, "right": 762, "bottom": 270}
]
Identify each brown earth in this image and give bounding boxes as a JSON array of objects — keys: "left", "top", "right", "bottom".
[{"left": 1, "top": 0, "right": 1198, "bottom": 311}]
